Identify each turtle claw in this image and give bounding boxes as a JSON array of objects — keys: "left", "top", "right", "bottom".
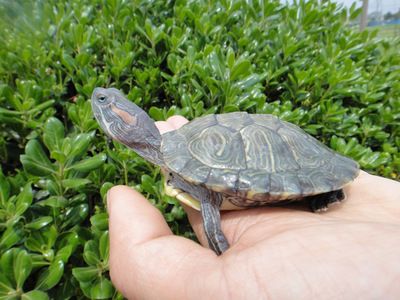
[{"left": 315, "top": 206, "right": 329, "bottom": 213}]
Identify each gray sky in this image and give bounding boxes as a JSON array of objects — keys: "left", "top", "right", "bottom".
[
  {"left": 283, "top": 0, "right": 399, "bottom": 14},
  {"left": 336, "top": 0, "right": 399, "bottom": 14}
]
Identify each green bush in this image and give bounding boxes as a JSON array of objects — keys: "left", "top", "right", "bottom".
[{"left": 0, "top": 0, "right": 399, "bottom": 298}]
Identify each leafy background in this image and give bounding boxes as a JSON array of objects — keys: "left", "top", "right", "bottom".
[{"left": 0, "top": 0, "right": 399, "bottom": 298}]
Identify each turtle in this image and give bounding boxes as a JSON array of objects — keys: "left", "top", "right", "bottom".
[{"left": 91, "top": 87, "right": 360, "bottom": 255}]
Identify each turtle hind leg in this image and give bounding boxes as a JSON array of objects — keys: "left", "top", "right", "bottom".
[
  {"left": 199, "top": 192, "right": 229, "bottom": 255},
  {"left": 309, "top": 189, "right": 345, "bottom": 212}
]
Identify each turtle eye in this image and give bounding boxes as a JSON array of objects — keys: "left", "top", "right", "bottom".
[{"left": 98, "top": 95, "right": 107, "bottom": 103}]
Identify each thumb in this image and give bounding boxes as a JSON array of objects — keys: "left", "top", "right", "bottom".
[
  {"left": 107, "top": 185, "right": 172, "bottom": 244},
  {"left": 107, "top": 185, "right": 218, "bottom": 299}
]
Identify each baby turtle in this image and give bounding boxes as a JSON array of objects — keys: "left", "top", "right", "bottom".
[{"left": 91, "top": 87, "right": 359, "bottom": 255}]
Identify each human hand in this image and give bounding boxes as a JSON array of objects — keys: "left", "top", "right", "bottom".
[{"left": 107, "top": 116, "right": 400, "bottom": 299}]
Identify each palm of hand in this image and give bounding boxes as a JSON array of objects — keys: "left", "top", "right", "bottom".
[
  {"left": 183, "top": 170, "right": 400, "bottom": 299},
  {"left": 108, "top": 116, "right": 400, "bottom": 299}
]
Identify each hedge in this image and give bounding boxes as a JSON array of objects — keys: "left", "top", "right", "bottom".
[{"left": 0, "top": 0, "right": 399, "bottom": 298}]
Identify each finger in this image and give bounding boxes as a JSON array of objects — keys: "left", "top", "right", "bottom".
[
  {"left": 107, "top": 185, "right": 173, "bottom": 245},
  {"left": 107, "top": 186, "right": 219, "bottom": 299},
  {"left": 166, "top": 115, "right": 189, "bottom": 129},
  {"left": 181, "top": 203, "right": 209, "bottom": 246},
  {"left": 155, "top": 121, "right": 175, "bottom": 134},
  {"left": 155, "top": 115, "right": 188, "bottom": 134}
]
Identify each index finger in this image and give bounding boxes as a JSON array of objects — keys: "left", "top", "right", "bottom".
[{"left": 155, "top": 115, "right": 189, "bottom": 134}]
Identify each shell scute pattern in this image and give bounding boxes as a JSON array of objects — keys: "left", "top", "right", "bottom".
[
  {"left": 178, "top": 159, "right": 211, "bottom": 184},
  {"left": 161, "top": 130, "right": 191, "bottom": 172},
  {"left": 277, "top": 125, "right": 329, "bottom": 167},
  {"left": 269, "top": 173, "right": 302, "bottom": 197},
  {"left": 331, "top": 155, "right": 359, "bottom": 179},
  {"left": 179, "top": 113, "right": 218, "bottom": 140},
  {"left": 297, "top": 167, "right": 335, "bottom": 193},
  {"left": 216, "top": 112, "right": 253, "bottom": 131},
  {"left": 188, "top": 126, "right": 246, "bottom": 170},
  {"left": 237, "top": 169, "right": 270, "bottom": 194},
  {"left": 207, "top": 168, "right": 239, "bottom": 192},
  {"left": 240, "top": 123, "right": 300, "bottom": 171},
  {"left": 161, "top": 112, "right": 359, "bottom": 202},
  {"left": 250, "top": 114, "right": 281, "bottom": 131}
]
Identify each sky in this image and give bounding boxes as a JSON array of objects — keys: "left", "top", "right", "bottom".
[
  {"left": 333, "top": 0, "right": 398, "bottom": 14},
  {"left": 283, "top": 0, "right": 399, "bottom": 14}
]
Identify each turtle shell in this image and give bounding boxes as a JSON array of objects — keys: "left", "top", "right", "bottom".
[{"left": 161, "top": 112, "right": 359, "bottom": 207}]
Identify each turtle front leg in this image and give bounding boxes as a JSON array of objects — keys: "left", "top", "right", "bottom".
[
  {"left": 167, "top": 173, "right": 229, "bottom": 255},
  {"left": 199, "top": 191, "right": 229, "bottom": 255}
]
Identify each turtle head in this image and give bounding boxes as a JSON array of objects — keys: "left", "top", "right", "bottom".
[
  {"left": 91, "top": 87, "right": 163, "bottom": 166},
  {"left": 91, "top": 87, "right": 142, "bottom": 137}
]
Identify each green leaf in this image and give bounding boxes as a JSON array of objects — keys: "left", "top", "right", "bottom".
[
  {"left": 230, "top": 60, "right": 251, "bottom": 81},
  {"left": 21, "top": 290, "right": 49, "bottom": 300},
  {"left": 100, "top": 182, "right": 113, "bottom": 200},
  {"left": 21, "top": 140, "right": 55, "bottom": 176},
  {"left": 0, "top": 249, "right": 20, "bottom": 287},
  {"left": 79, "top": 281, "right": 94, "bottom": 299},
  {"left": 69, "top": 133, "right": 94, "bottom": 158},
  {"left": 36, "top": 196, "right": 68, "bottom": 208},
  {"left": 68, "top": 154, "right": 107, "bottom": 172},
  {"left": 43, "top": 117, "right": 65, "bottom": 152},
  {"left": 24, "top": 233, "right": 44, "bottom": 253},
  {"left": 0, "top": 169, "right": 10, "bottom": 206},
  {"left": 61, "top": 52, "right": 76, "bottom": 71},
  {"left": 50, "top": 150, "right": 66, "bottom": 164},
  {"left": 72, "top": 266, "right": 98, "bottom": 282},
  {"left": 222, "top": 104, "right": 239, "bottom": 113},
  {"left": 90, "top": 277, "right": 114, "bottom": 299},
  {"left": 149, "top": 106, "right": 164, "bottom": 121},
  {"left": 98, "top": 231, "right": 109, "bottom": 262},
  {"left": 90, "top": 213, "right": 109, "bottom": 231},
  {"left": 226, "top": 47, "right": 235, "bottom": 69},
  {"left": 141, "top": 175, "right": 156, "bottom": 194},
  {"left": 83, "top": 240, "right": 100, "bottom": 266},
  {"left": 55, "top": 245, "right": 73, "bottom": 263},
  {"left": 35, "top": 260, "right": 64, "bottom": 291},
  {"left": 15, "top": 183, "right": 33, "bottom": 216},
  {"left": 0, "top": 275, "right": 14, "bottom": 295},
  {"left": 58, "top": 231, "right": 80, "bottom": 251},
  {"left": 360, "top": 152, "right": 390, "bottom": 169},
  {"left": 62, "top": 178, "right": 91, "bottom": 189},
  {"left": 43, "top": 225, "right": 58, "bottom": 249},
  {"left": 234, "top": 74, "right": 261, "bottom": 90},
  {"left": 30, "top": 100, "right": 55, "bottom": 114},
  {"left": 25, "top": 216, "right": 53, "bottom": 230},
  {"left": 208, "top": 50, "right": 225, "bottom": 79},
  {"left": 14, "top": 250, "right": 32, "bottom": 289},
  {"left": 62, "top": 204, "right": 89, "bottom": 228},
  {"left": 0, "top": 227, "right": 23, "bottom": 250}
]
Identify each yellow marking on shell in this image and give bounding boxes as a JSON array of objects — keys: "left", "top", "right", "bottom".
[
  {"left": 220, "top": 200, "right": 245, "bottom": 210},
  {"left": 163, "top": 178, "right": 245, "bottom": 211},
  {"left": 164, "top": 179, "right": 201, "bottom": 211},
  {"left": 111, "top": 104, "right": 137, "bottom": 125},
  {"left": 277, "top": 192, "right": 291, "bottom": 199},
  {"left": 246, "top": 190, "right": 259, "bottom": 199},
  {"left": 246, "top": 190, "right": 295, "bottom": 201}
]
